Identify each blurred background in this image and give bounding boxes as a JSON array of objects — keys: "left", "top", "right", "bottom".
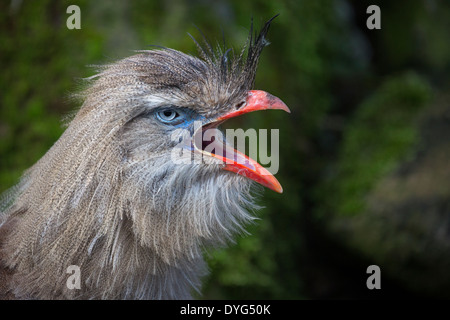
[{"left": 1, "top": 0, "right": 449, "bottom": 299}]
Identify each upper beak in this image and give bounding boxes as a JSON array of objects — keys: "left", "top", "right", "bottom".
[
  {"left": 217, "top": 90, "right": 291, "bottom": 121},
  {"left": 194, "top": 90, "right": 290, "bottom": 193}
]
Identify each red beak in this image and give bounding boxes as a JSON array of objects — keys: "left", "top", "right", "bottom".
[
  {"left": 196, "top": 90, "right": 290, "bottom": 193},
  {"left": 217, "top": 90, "right": 291, "bottom": 121}
]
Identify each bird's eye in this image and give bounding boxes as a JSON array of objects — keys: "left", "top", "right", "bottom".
[{"left": 156, "top": 109, "right": 181, "bottom": 124}]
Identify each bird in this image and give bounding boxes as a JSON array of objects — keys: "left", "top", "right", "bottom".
[{"left": 0, "top": 16, "right": 289, "bottom": 299}]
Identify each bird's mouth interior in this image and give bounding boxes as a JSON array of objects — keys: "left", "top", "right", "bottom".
[
  {"left": 196, "top": 121, "right": 223, "bottom": 156},
  {"left": 193, "top": 121, "right": 256, "bottom": 171}
]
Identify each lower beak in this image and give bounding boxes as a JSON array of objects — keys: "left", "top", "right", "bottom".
[{"left": 194, "top": 90, "right": 290, "bottom": 193}]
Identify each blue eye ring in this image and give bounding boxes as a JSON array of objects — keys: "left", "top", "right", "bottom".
[{"left": 156, "top": 108, "right": 183, "bottom": 124}]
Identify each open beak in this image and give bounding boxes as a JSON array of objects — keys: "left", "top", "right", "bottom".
[{"left": 193, "top": 90, "right": 290, "bottom": 193}]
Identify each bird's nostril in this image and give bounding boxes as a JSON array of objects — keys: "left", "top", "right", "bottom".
[{"left": 235, "top": 101, "right": 245, "bottom": 110}]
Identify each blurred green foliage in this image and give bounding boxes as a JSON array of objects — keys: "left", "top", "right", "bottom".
[
  {"left": 321, "top": 72, "right": 432, "bottom": 217},
  {"left": 1, "top": 0, "right": 449, "bottom": 299}
]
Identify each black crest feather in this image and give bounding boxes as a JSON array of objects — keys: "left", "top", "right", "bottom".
[{"left": 189, "top": 15, "right": 278, "bottom": 94}]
